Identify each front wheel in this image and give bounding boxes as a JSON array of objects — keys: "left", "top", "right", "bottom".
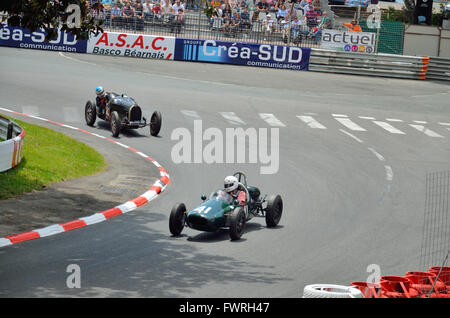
[
  {"left": 265, "top": 194, "right": 283, "bottom": 227},
  {"left": 229, "top": 207, "right": 246, "bottom": 241},
  {"left": 169, "top": 203, "right": 186, "bottom": 236},
  {"left": 85, "top": 100, "right": 96, "bottom": 126},
  {"left": 150, "top": 111, "right": 162, "bottom": 137},
  {"left": 110, "top": 111, "right": 121, "bottom": 137}
]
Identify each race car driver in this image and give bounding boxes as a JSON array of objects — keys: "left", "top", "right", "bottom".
[
  {"left": 224, "top": 175, "right": 247, "bottom": 207},
  {"left": 95, "top": 86, "right": 109, "bottom": 117}
]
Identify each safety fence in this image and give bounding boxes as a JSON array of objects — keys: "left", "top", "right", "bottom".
[
  {"left": 303, "top": 266, "right": 450, "bottom": 298},
  {"left": 0, "top": 115, "right": 25, "bottom": 173},
  {"left": 100, "top": 10, "right": 324, "bottom": 48}
]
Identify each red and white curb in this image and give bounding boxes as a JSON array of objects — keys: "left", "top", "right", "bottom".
[{"left": 0, "top": 107, "right": 170, "bottom": 248}]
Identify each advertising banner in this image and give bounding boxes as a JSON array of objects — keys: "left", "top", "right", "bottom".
[
  {"left": 320, "top": 29, "right": 376, "bottom": 54},
  {"left": 345, "top": 0, "right": 369, "bottom": 7},
  {"left": 87, "top": 31, "right": 175, "bottom": 60},
  {"left": 174, "top": 38, "right": 311, "bottom": 71},
  {"left": 0, "top": 24, "right": 87, "bottom": 53}
]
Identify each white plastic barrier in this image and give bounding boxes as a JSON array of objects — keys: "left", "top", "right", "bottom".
[
  {"left": 303, "top": 284, "right": 363, "bottom": 298},
  {"left": 0, "top": 116, "right": 25, "bottom": 172}
]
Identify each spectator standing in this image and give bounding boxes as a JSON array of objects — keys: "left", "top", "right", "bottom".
[
  {"left": 230, "top": 11, "right": 241, "bottom": 35},
  {"left": 276, "top": 3, "right": 287, "bottom": 23},
  {"left": 172, "top": 0, "right": 185, "bottom": 14},
  {"left": 171, "top": 7, "right": 185, "bottom": 33},
  {"left": 252, "top": 0, "right": 270, "bottom": 22},
  {"left": 122, "top": 1, "right": 136, "bottom": 28},
  {"left": 135, "top": 1, "right": 145, "bottom": 29},
  {"left": 143, "top": 0, "right": 154, "bottom": 18},
  {"left": 111, "top": 2, "right": 123, "bottom": 27},
  {"left": 161, "top": 0, "right": 174, "bottom": 21},
  {"left": 262, "top": 13, "right": 274, "bottom": 40},
  {"left": 240, "top": 6, "right": 251, "bottom": 29}
]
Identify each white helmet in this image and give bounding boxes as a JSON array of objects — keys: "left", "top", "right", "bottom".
[{"left": 224, "top": 176, "right": 238, "bottom": 192}]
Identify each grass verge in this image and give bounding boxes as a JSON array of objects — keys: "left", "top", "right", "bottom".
[{"left": 0, "top": 117, "right": 107, "bottom": 200}]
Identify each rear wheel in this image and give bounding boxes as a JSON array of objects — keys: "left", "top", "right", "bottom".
[
  {"left": 150, "top": 111, "right": 162, "bottom": 136},
  {"left": 229, "top": 207, "right": 246, "bottom": 241},
  {"left": 169, "top": 203, "right": 186, "bottom": 236},
  {"left": 265, "top": 194, "right": 283, "bottom": 227},
  {"left": 111, "top": 111, "right": 121, "bottom": 137},
  {"left": 85, "top": 101, "right": 96, "bottom": 126}
]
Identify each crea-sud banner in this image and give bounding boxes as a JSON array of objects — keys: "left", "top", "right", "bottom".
[
  {"left": 174, "top": 38, "right": 311, "bottom": 71},
  {"left": 0, "top": 24, "right": 87, "bottom": 52},
  {"left": 87, "top": 31, "right": 175, "bottom": 60}
]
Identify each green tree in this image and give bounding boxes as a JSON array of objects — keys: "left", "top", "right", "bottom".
[{"left": 0, "top": 0, "right": 103, "bottom": 41}]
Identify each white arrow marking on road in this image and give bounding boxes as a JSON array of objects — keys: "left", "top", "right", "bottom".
[
  {"left": 220, "top": 112, "right": 246, "bottom": 125},
  {"left": 409, "top": 124, "right": 444, "bottom": 138},
  {"left": 297, "top": 115, "right": 327, "bottom": 129},
  {"left": 259, "top": 113, "right": 286, "bottom": 127},
  {"left": 373, "top": 121, "right": 405, "bottom": 134},
  {"left": 335, "top": 117, "right": 367, "bottom": 131}
]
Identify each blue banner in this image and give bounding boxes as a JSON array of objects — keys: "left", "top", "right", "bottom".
[
  {"left": 0, "top": 24, "right": 87, "bottom": 53},
  {"left": 175, "top": 38, "right": 310, "bottom": 71}
]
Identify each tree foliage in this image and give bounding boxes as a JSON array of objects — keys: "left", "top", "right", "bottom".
[{"left": 0, "top": 0, "right": 103, "bottom": 41}]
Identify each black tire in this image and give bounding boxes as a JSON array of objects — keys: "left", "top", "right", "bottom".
[
  {"left": 169, "top": 203, "right": 186, "bottom": 236},
  {"left": 265, "top": 194, "right": 283, "bottom": 227},
  {"left": 85, "top": 100, "right": 96, "bottom": 126},
  {"left": 150, "top": 110, "right": 162, "bottom": 137},
  {"left": 110, "top": 111, "right": 121, "bottom": 137},
  {"left": 229, "top": 207, "right": 246, "bottom": 241}
]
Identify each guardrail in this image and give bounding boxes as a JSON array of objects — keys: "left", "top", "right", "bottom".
[
  {"left": 0, "top": 115, "right": 25, "bottom": 172},
  {"left": 426, "top": 56, "right": 450, "bottom": 81},
  {"left": 309, "top": 49, "right": 433, "bottom": 80}
]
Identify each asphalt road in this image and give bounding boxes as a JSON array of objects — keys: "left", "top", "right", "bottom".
[{"left": 0, "top": 47, "right": 449, "bottom": 297}]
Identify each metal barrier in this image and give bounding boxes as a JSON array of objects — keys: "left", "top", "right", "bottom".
[
  {"left": 308, "top": 49, "right": 450, "bottom": 81},
  {"left": 426, "top": 56, "right": 450, "bottom": 81},
  {"left": 0, "top": 115, "right": 25, "bottom": 172}
]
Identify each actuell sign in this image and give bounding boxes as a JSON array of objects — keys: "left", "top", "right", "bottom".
[{"left": 320, "top": 30, "right": 376, "bottom": 53}]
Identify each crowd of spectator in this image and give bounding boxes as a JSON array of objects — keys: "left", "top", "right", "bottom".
[
  {"left": 87, "top": 0, "right": 335, "bottom": 44},
  {"left": 88, "top": 0, "right": 187, "bottom": 33},
  {"left": 209, "top": 0, "right": 331, "bottom": 44}
]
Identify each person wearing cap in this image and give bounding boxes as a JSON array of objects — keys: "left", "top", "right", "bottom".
[{"left": 262, "top": 13, "right": 274, "bottom": 40}]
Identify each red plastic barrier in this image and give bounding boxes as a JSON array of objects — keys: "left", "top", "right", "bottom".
[
  {"left": 428, "top": 266, "right": 450, "bottom": 286},
  {"left": 350, "top": 282, "right": 381, "bottom": 298},
  {"left": 405, "top": 271, "right": 447, "bottom": 296},
  {"left": 379, "top": 276, "right": 420, "bottom": 298}
]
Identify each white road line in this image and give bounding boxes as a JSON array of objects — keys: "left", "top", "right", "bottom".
[
  {"left": 409, "top": 124, "right": 444, "bottom": 138},
  {"left": 386, "top": 118, "right": 403, "bottom": 122},
  {"left": 259, "top": 113, "right": 286, "bottom": 127},
  {"left": 22, "top": 106, "right": 40, "bottom": 117},
  {"left": 63, "top": 107, "right": 82, "bottom": 123},
  {"left": 297, "top": 115, "right": 327, "bottom": 129},
  {"left": 335, "top": 117, "right": 367, "bottom": 131},
  {"left": 359, "top": 116, "right": 376, "bottom": 120},
  {"left": 219, "top": 112, "right": 246, "bottom": 125},
  {"left": 180, "top": 110, "right": 201, "bottom": 120},
  {"left": 372, "top": 121, "right": 405, "bottom": 134},
  {"left": 384, "top": 165, "right": 393, "bottom": 181},
  {"left": 303, "top": 112, "right": 318, "bottom": 116},
  {"left": 439, "top": 122, "right": 450, "bottom": 126},
  {"left": 332, "top": 114, "right": 348, "bottom": 118},
  {"left": 339, "top": 129, "right": 364, "bottom": 143},
  {"left": 413, "top": 120, "right": 427, "bottom": 124},
  {"left": 368, "top": 147, "right": 386, "bottom": 162}
]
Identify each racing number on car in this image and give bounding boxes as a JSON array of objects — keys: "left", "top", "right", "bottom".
[{"left": 193, "top": 206, "right": 212, "bottom": 215}]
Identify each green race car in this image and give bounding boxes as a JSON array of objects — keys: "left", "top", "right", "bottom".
[{"left": 169, "top": 172, "right": 283, "bottom": 241}]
